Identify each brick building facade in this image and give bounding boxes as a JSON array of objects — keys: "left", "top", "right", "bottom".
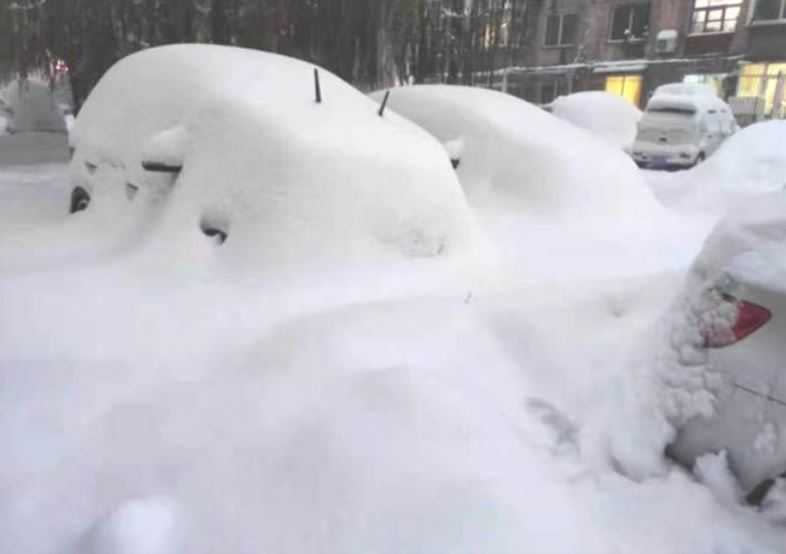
[{"left": 504, "top": 0, "right": 786, "bottom": 118}]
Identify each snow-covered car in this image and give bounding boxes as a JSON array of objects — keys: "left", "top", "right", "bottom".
[
  {"left": 369, "top": 85, "right": 658, "bottom": 227},
  {"left": 631, "top": 86, "right": 736, "bottom": 170},
  {"left": 66, "top": 45, "right": 478, "bottom": 268},
  {"left": 547, "top": 91, "right": 642, "bottom": 152},
  {"left": 666, "top": 193, "right": 786, "bottom": 501}
]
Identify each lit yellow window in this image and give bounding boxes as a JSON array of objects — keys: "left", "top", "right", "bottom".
[
  {"left": 737, "top": 62, "right": 786, "bottom": 115},
  {"left": 767, "top": 63, "right": 786, "bottom": 76},
  {"left": 738, "top": 76, "right": 760, "bottom": 97},
  {"left": 605, "top": 76, "right": 624, "bottom": 96},
  {"left": 605, "top": 74, "right": 642, "bottom": 106}
]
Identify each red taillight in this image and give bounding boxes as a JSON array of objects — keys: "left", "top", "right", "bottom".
[{"left": 703, "top": 297, "right": 772, "bottom": 348}]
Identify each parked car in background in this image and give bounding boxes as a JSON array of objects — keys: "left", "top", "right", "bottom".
[
  {"left": 631, "top": 84, "right": 736, "bottom": 170},
  {"left": 666, "top": 193, "right": 786, "bottom": 503}
]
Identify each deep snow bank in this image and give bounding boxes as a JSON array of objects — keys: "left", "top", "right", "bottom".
[
  {"left": 550, "top": 91, "right": 642, "bottom": 150},
  {"left": 69, "top": 45, "right": 479, "bottom": 271},
  {"left": 646, "top": 121, "right": 786, "bottom": 214},
  {"left": 371, "top": 85, "right": 660, "bottom": 225},
  {"left": 2, "top": 264, "right": 785, "bottom": 553}
]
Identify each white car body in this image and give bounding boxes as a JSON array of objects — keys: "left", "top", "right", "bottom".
[
  {"left": 632, "top": 90, "right": 736, "bottom": 169},
  {"left": 667, "top": 194, "right": 786, "bottom": 497}
]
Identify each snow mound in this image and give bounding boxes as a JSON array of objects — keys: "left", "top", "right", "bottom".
[
  {"left": 646, "top": 121, "right": 786, "bottom": 214},
  {"left": 550, "top": 91, "right": 642, "bottom": 150},
  {"left": 694, "top": 120, "right": 786, "bottom": 194},
  {"left": 370, "top": 85, "right": 660, "bottom": 225},
  {"left": 81, "top": 497, "right": 185, "bottom": 554},
  {"left": 0, "top": 77, "right": 67, "bottom": 133},
  {"left": 70, "top": 45, "right": 479, "bottom": 271},
  {"left": 692, "top": 192, "right": 786, "bottom": 284}
]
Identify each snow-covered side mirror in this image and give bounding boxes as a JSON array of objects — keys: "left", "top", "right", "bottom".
[
  {"left": 443, "top": 137, "right": 464, "bottom": 170},
  {"left": 141, "top": 125, "right": 187, "bottom": 173}
]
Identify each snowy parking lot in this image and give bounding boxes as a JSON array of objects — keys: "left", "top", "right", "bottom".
[{"left": 2, "top": 108, "right": 786, "bottom": 551}]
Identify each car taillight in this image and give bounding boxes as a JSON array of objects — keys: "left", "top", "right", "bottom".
[{"left": 703, "top": 296, "right": 772, "bottom": 348}]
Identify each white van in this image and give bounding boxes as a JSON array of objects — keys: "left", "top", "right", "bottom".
[{"left": 631, "top": 85, "right": 737, "bottom": 169}]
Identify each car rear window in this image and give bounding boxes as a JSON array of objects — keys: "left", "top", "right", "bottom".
[{"left": 647, "top": 106, "right": 696, "bottom": 115}]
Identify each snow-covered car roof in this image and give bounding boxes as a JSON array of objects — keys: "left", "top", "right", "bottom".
[
  {"left": 69, "top": 45, "right": 479, "bottom": 270},
  {"left": 646, "top": 92, "right": 729, "bottom": 114},
  {"left": 653, "top": 83, "right": 718, "bottom": 98},
  {"left": 548, "top": 91, "right": 642, "bottom": 150}
]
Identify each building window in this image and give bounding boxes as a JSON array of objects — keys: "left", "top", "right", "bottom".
[
  {"left": 610, "top": 4, "right": 650, "bottom": 41},
  {"left": 545, "top": 13, "right": 578, "bottom": 46},
  {"left": 738, "top": 62, "right": 786, "bottom": 116},
  {"left": 691, "top": 0, "right": 742, "bottom": 33},
  {"left": 605, "top": 74, "right": 643, "bottom": 106},
  {"left": 752, "top": 0, "right": 786, "bottom": 21}
]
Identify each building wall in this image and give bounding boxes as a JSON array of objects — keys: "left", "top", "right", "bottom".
[
  {"left": 509, "top": 0, "right": 786, "bottom": 112},
  {"left": 748, "top": 24, "right": 786, "bottom": 61}
]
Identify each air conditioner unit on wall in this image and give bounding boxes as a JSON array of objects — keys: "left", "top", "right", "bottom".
[{"left": 655, "top": 30, "right": 678, "bottom": 55}]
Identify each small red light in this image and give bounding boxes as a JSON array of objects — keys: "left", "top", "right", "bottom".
[{"left": 703, "top": 298, "right": 772, "bottom": 348}]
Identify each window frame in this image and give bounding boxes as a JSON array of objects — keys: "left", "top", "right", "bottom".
[
  {"left": 690, "top": 0, "right": 743, "bottom": 34},
  {"left": 750, "top": 0, "right": 786, "bottom": 23},
  {"left": 544, "top": 12, "right": 578, "bottom": 47},
  {"left": 609, "top": 3, "right": 651, "bottom": 42},
  {"left": 736, "top": 62, "right": 786, "bottom": 116}
]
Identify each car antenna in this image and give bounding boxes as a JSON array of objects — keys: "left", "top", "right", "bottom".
[
  {"left": 314, "top": 68, "right": 322, "bottom": 104},
  {"left": 378, "top": 90, "right": 390, "bottom": 117}
]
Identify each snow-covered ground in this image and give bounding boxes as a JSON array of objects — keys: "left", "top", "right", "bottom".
[{"left": 1, "top": 122, "right": 785, "bottom": 553}]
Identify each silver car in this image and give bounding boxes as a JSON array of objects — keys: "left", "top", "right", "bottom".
[{"left": 667, "top": 193, "right": 786, "bottom": 504}]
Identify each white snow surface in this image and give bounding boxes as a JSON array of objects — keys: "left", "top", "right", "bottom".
[
  {"left": 1, "top": 90, "right": 785, "bottom": 551},
  {"left": 645, "top": 121, "right": 786, "bottom": 214},
  {"left": 69, "top": 45, "right": 480, "bottom": 272},
  {"left": 549, "top": 91, "right": 642, "bottom": 150}
]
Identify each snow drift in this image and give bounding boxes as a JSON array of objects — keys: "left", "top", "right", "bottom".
[
  {"left": 1, "top": 130, "right": 784, "bottom": 552},
  {"left": 645, "top": 121, "right": 786, "bottom": 214},
  {"left": 550, "top": 91, "right": 642, "bottom": 150},
  {"left": 69, "top": 45, "right": 479, "bottom": 271},
  {"left": 370, "top": 85, "right": 660, "bottom": 225}
]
